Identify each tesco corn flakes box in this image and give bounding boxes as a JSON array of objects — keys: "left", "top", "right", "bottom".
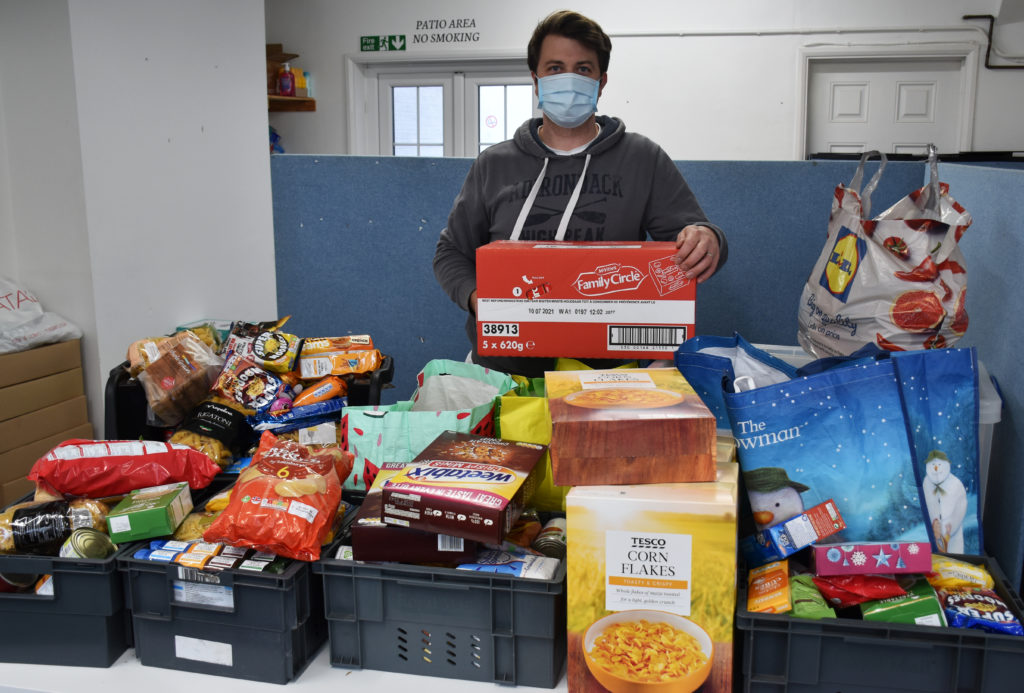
[
  {"left": 475, "top": 241, "right": 695, "bottom": 359},
  {"left": 566, "top": 463, "right": 738, "bottom": 693}
]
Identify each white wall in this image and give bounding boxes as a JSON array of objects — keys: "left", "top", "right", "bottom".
[
  {"left": 0, "top": 0, "right": 277, "bottom": 432},
  {"left": 265, "top": 0, "right": 1024, "bottom": 159},
  {"left": 0, "top": 1, "right": 96, "bottom": 401}
]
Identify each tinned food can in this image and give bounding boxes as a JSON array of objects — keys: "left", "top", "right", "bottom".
[
  {"left": 59, "top": 527, "right": 118, "bottom": 559},
  {"left": 531, "top": 517, "right": 567, "bottom": 559}
]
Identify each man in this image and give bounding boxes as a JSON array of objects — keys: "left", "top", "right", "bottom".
[{"left": 434, "top": 10, "right": 727, "bottom": 377}]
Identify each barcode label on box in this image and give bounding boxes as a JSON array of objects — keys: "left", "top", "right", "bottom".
[
  {"left": 437, "top": 534, "right": 465, "bottom": 552},
  {"left": 607, "top": 325, "right": 687, "bottom": 350}
]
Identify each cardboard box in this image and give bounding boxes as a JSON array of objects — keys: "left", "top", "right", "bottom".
[
  {"left": 566, "top": 463, "right": 738, "bottom": 693},
  {"left": 0, "top": 395, "right": 89, "bottom": 454},
  {"left": 0, "top": 339, "right": 81, "bottom": 388},
  {"left": 351, "top": 461, "right": 478, "bottom": 563},
  {"left": 739, "top": 500, "right": 846, "bottom": 567},
  {"left": 812, "top": 541, "right": 931, "bottom": 576},
  {"left": 0, "top": 421, "right": 94, "bottom": 482},
  {"left": 476, "top": 241, "right": 695, "bottom": 359},
  {"left": 0, "top": 476, "right": 34, "bottom": 507},
  {"left": 546, "top": 368, "right": 716, "bottom": 486},
  {"left": 106, "top": 481, "right": 193, "bottom": 544},
  {"left": 380, "top": 431, "right": 545, "bottom": 544},
  {"left": 0, "top": 368, "right": 84, "bottom": 422}
]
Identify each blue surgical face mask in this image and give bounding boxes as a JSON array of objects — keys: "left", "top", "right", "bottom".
[{"left": 536, "top": 73, "right": 600, "bottom": 128}]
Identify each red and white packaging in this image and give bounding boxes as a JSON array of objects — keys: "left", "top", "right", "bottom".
[{"left": 475, "top": 241, "right": 695, "bottom": 359}]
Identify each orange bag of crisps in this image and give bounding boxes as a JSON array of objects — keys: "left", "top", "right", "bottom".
[{"left": 202, "top": 431, "right": 350, "bottom": 561}]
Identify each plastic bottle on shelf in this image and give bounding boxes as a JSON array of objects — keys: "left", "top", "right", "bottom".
[
  {"left": 303, "top": 70, "right": 313, "bottom": 98},
  {"left": 277, "top": 62, "right": 296, "bottom": 97}
]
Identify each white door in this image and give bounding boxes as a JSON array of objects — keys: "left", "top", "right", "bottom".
[{"left": 807, "top": 58, "right": 964, "bottom": 156}]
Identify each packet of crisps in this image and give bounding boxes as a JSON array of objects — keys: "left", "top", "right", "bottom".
[
  {"left": 252, "top": 330, "right": 302, "bottom": 373},
  {"left": 213, "top": 354, "right": 288, "bottom": 415},
  {"left": 747, "top": 560, "right": 791, "bottom": 613},
  {"left": 941, "top": 588, "right": 1024, "bottom": 636}
]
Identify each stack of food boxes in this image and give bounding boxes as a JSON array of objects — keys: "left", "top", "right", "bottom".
[
  {"left": 476, "top": 240, "right": 739, "bottom": 692},
  {"left": 0, "top": 339, "right": 93, "bottom": 506}
]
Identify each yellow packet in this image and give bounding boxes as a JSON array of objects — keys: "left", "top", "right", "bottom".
[
  {"left": 926, "top": 554, "right": 994, "bottom": 592},
  {"left": 748, "top": 560, "right": 791, "bottom": 613}
]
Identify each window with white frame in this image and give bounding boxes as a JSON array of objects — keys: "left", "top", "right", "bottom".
[{"left": 350, "top": 58, "right": 536, "bottom": 156}]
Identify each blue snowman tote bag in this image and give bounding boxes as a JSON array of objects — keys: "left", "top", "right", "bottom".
[
  {"left": 725, "top": 358, "right": 932, "bottom": 543},
  {"left": 674, "top": 333, "right": 798, "bottom": 429},
  {"left": 890, "top": 347, "right": 982, "bottom": 554}
]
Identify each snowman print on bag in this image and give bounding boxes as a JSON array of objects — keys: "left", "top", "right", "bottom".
[{"left": 922, "top": 450, "right": 967, "bottom": 553}]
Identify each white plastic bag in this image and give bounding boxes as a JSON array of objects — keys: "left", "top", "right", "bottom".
[
  {"left": 797, "top": 146, "right": 972, "bottom": 357},
  {"left": 0, "top": 277, "right": 82, "bottom": 354}
]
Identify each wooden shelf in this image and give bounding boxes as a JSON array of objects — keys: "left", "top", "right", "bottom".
[{"left": 268, "top": 95, "right": 316, "bottom": 112}]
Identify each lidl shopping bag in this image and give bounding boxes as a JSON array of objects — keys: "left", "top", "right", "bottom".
[
  {"left": 725, "top": 359, "right": 932, "bottom": 544},
  {"left": 495, "top": 377, "right": 566, "bottom": 512},
  {"left": 890, "top": 347, "right": 982, "bottom": 554},
  {"left": 674, "top": 334, "right": 798, "bottom": 429},
  {"left": 797, "top": 146, "right": 972, "bottom": 358},
  {"left": 341, "top": 359, "right": 516, "bottom": 490}
]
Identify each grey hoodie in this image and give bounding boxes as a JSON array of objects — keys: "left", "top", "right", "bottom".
[{"left": 433, "top": 115, "right": 727, "bottom": 377}]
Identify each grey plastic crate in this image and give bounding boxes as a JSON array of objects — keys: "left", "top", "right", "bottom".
[
  {"left": 118, "top": 550, "right": 327, "bottom": 683},
  {"left": 0, "top": 546, "right": 132, "bottom": 667},
  {"left": 737, "top": 554, "right": 1024, "bottom": 693},
  {"left": 314, "top": 554, "right": 567, "bottom": 688},
  {"left": 130, "top": 607, "right": 324, "bottom": 684}
]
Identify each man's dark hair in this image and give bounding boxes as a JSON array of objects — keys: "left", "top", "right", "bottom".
[{"left": 527, "top": 10, "right": 612, "bottom": 75}]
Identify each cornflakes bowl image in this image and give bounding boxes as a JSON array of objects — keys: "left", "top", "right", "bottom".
[
  {"left": 582, "top": 610, "right": 713, "bottom": 693},
  {"left": 564, "top": 388, "right": 684, "bottom": 410}
]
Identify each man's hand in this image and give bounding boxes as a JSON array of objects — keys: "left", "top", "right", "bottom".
[
  {"left": 469, "top": 289, "right": 478, "bottom": 315},
  {"left": 673, "top": 225, "right": 719, "bottom": 283}
]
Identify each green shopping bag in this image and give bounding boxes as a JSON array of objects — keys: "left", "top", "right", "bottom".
[
  {"left": 496, "top": 377, "right": 568, "bottom": 512},
  {"left": 341, "top": 359, "right": 516, "bottom": 490}
]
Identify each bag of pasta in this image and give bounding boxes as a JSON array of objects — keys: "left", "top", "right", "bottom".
[
  {"left": 202, "top": 431, "right": 350, "bottom": 561},
  {"left": 169, "top": 395, "right": 253, "bottom": 467}
]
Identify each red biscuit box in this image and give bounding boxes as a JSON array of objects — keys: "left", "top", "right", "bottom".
[{"left": 475, "top": 241, "right": 695, "bottom": 359}]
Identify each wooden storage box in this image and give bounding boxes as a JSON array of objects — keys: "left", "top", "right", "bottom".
[{"left": 546, "top": 367, "right": 716, "bottom": 486}]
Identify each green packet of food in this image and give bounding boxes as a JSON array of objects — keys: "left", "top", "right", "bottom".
[{"left": 790, "top": 573, "right": 836, "bottom": 619}]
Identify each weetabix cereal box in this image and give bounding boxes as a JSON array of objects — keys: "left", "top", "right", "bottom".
[
  {"left": 475, "top": 241, "right": 695, "bottom": 359},
  {"left": 566, "top": 463, "right": 738, "bottom": 693}
]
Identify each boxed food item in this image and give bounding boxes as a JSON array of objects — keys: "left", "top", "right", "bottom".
[
  {"left": 861, "top": 576, "right": 946, "bottom": 626},
  {"left": 546, "top": 368, "right": 716, "bottom": 486},
  {"left": 106, "top": 481, "right": 192, "bottom": 544},
  {"left": 739, "top": 499, "right": 846, "bottom": 567},
  {"left": 351, "top": 460, "right": 479, "bottom": 563},
  {"left": 813, "top": 541, "right": 932, "bottom": 576},
  {"left": 475, "top": 241, "right": 695, "bottom": 359},
  {"left": 566, "top": 463, "right": 738, "bottom": 693},
  {"left": 380, "top": 431, "right": 545, "bottom": 544},
  {"left": 747, "top": 560, "right": 792, "bottom": 614}
]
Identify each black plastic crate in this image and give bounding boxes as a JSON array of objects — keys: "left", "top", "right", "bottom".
[
  {"left": 736, "top": 554, "right": 1024, "bottom": 693},
  {"left": 104, "top": 354, "right": 394, "bottom": 440},
  {"left": 0, "top": 501, "right": 132, "bottom": 666},
  {"left": 118, "top": 550, "right": 327, "bottom": 683},
  {"left": 314, "top": 552, "right": 567, "bottom": 688}
]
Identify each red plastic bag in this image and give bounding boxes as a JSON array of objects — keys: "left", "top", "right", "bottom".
[
  {"left": 202, "top": 432, "right": 349, "bottom": 561},
  {"left": 812, "top": 574, "right": 906, "bottom": 609},
  {"left": 27, "top": 439, "right": 222, "bottom": 497}
]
